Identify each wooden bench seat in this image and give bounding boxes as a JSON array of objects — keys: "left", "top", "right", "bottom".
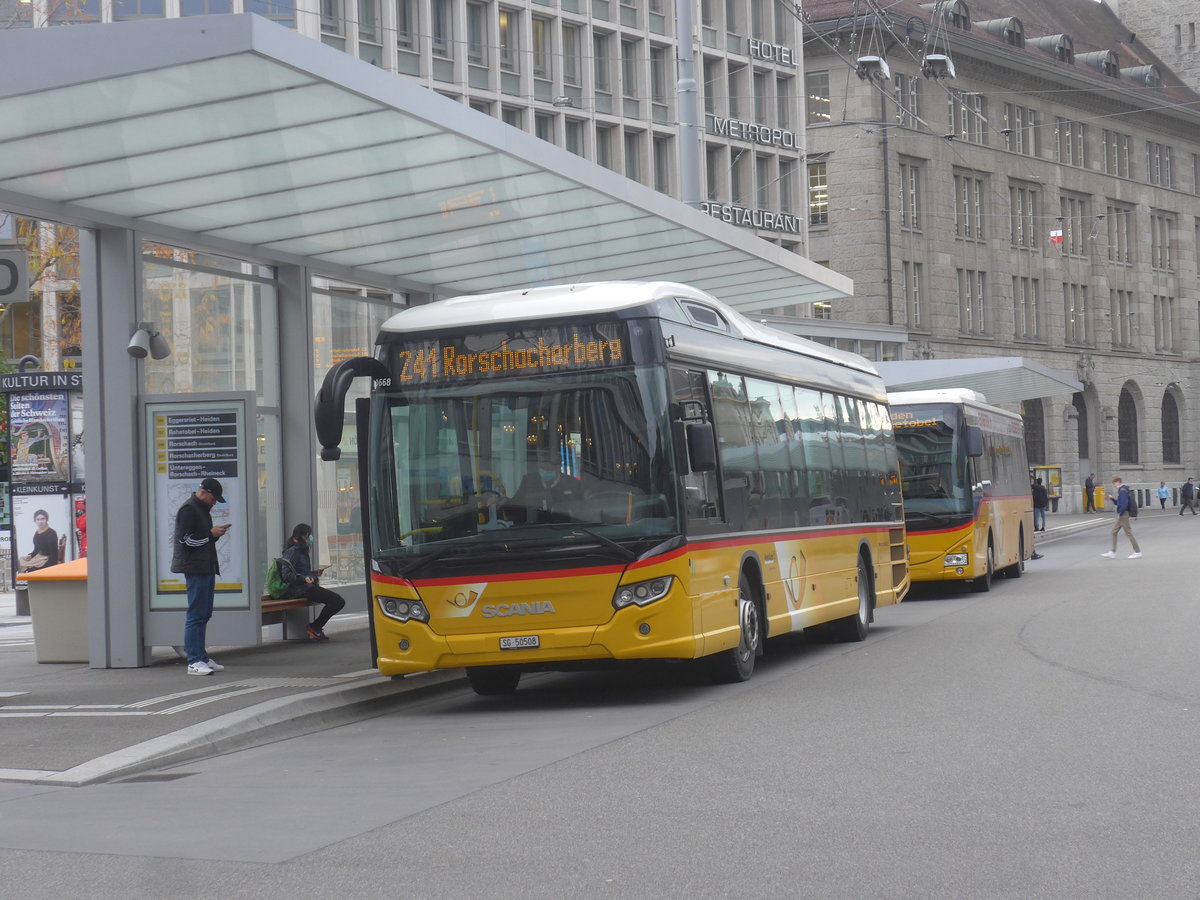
[{"left": 260, "top": 594, "right": 312, "bottom": 639}]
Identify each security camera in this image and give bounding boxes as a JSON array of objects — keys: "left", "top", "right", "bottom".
[{"left": 127, "top": 329, "right": 151, "bottom": 358}]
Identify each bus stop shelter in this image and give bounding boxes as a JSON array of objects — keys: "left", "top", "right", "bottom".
[{"left": 0, "top": 14, "right": 853, "bottom": 666}]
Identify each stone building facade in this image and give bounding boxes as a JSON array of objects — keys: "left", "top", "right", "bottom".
[
  {"left": 802, "top": 0, "right": 1200, "bottom": 509},
  {"left": 1110, "top": 0, "right": 1200, "bottom": 94}
]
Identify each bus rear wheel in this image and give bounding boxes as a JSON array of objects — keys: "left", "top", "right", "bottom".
[
  {"left": 1002, "top": 533, "right": 1025, "bottom": 579},
  {"left": 833, "top": 556, "right": 873, "bottom": 642},
  {"left": 466, "top": 665, "right": 522, "bottom": 695},
  {"left": 973, "top": 541, "right": 994, "bottom": 592},
  {"left": 707, "top": 575, "right": 761, "bottom": 684}
]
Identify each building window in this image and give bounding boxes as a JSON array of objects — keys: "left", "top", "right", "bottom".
[
  {"left": 499, "top": 9, "right": 519, "bottom": 72},
  {"left": 431, "top": 0, "right": 452, "bottom": 58},
  {"left": 395, "top": 0, "right": 416, "bottom": 49},
  {"left": 650, "top": 46, "right": 669, "bottom": 107},
  {"left": 754, "top": 70, "right": 769, "bottom": 123},
  {"left": 1147, "top": 142, "right": 1174, "bottom": 187},
  {"left": 1003, "top": 103, "right": 1039, "bottom": 156},
  {"left": 565, "top": 119, "right": 584, "bottom": 156},
  {"left": 1059, "top": 193, "right": 1089, "bottom": 258},
  {"left": 1013, "top": 276, "right": 1041, "bottom": 340},
  {"left": 1064, "top": 282, "right": 1090, "bottom": 345},
  {"left": 1102, "top": 130, "right": 1131, "bottom": 178},
  {"left": 1023, "top": 398, "right": 1045, "bottom": 466},
  {"left": 653, "top": 135, "right": 672, "bottom": 193},
  {"left": 1163, "top": 393, "right": 1181, "bottom": 464},
  {"left": 807, "top": 160, "right": 828, "bottom": 225},
  {"left": 501, "top": 106, "right": 523, "bottom": 128},
  {"left": 594, "top": 33, "right": 612, "bottom": 94},
  {"left": 903, "top": 261, "right": 924, "bottom": 329},
  {"left": 893, "top": 74, "right": 919, "bottom": 128},
  {"left": 1118, "top": 387, "right": 1138, "bottom": 465},
  {"left": 958, "top": 269, "right": 987, "bottom": 335},
  {"left": 953, "top": 171, "right": 985, "bottom": 240},
  {"left": 731, "top": 150, "right": 749, "bottom": 206},
  {"left": 948, "top": 90, "right": 986, "bottom": 144},
  {"left": 756, "top": 154, "right": 772, "bottom": 210},
  {"left": 1151, "top": 213, "right": 1174, "bottom": 271},
  {"left": 778, "top": 159, "right": 796, "bottom": 214},
  {"left": 321, "top": 0, "right": 344, "bottom": 35},
  {"left": 1107, "top": 204, "right": 1134, "bottom": 264},
  {"left": 705, "top": 144, "right": 725, "bottom": 201},
  {"left": 535, "top": 113, "right": 554, "bottom": 143},
  {"left": 466, "top": 2, "right": 487, "bottom": 65},
  {"left": 1055, "top": 118, "right": 1086, "bottom": 167},
  {"left": 806, "top": 71, "right": 830, "bottom": 126},
  {"left": 898, "top": 159, "right": 922, "bottom": 230},
  {"left": 358, "top": 0, "right": 379, "bottom": 43},
  {"left": 621, "top": 39, "right": 639, "bottom": 101},
  {"left": 532, "top": 16, "right": 551, "bottom": 79},
  {"left": 596, "top": 125, "right": 615, "bottom": 170},
  {"left": 624, "top": 130, "right": 643, "bottom": 183},
  {"left": 562, "top": 24, "right": 582, "bottom": 86},
  {"left": 1009, "top": 182, "right": 1040, "bottom": 249},
  {"left": 1153, "top": 295, "right": 1177, "bottom": 352},
  {"left": 1110, "top": 290, "right": 1134, "bottom": 348},
  {"left": 777, "top": 76, "right": 793, "bottom": 130},
  {"left": 727, "top": 63, "right": 745, "bottom": 119}
]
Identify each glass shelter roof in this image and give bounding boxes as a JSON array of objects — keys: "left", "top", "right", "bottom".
[{"left": 0, "top": 14, "right": 852, "bottom": 309}]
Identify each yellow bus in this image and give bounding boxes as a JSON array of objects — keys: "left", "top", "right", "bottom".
[
  {"left": 889, "top": 389, "right": 1033, "bottom": 591},
  {"left": 316, "top": 282, "right": 909, "bottom": 694}
]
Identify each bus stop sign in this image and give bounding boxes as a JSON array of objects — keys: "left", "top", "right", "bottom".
[{"left": 0, "top": 249, "right": 28, "bottom": 302}]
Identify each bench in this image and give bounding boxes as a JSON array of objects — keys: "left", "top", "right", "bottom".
[{"left": 260, "top": 594, "right": 313, "bottom": 640}]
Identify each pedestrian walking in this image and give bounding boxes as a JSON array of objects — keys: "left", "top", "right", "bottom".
[
  {"left": 172, "top": 477, "right": 231, "bottom": 675},
  {"left": 1032, "top": 477, "right": 1049, "bottom": 532},
  {"left": 1158, "top": 481, "right": 1170, "bottom": 511},
  {"left": 1101, "top": 476, "right": 1141, "bottom": 559},
  {"left": 1180, "top": 477, "right": 1197, "bottom": 516},
  {"left": 1084, "top": 473, "right": 1096, "bottom": 513}
]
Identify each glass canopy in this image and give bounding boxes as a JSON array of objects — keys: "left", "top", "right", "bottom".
[{"left": 0, "top": 14, "right": 852, "bottom": 310}]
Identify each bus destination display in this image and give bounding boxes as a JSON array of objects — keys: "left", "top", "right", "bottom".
[{"left": 393, "top": 323, "right": 627, "bottom": 385}]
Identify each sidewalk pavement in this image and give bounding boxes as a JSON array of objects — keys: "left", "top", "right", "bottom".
[{"left": 0, "top": 510, "right": 1118, "bottom": 788}]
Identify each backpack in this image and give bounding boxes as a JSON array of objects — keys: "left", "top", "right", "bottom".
[
  {"left": 264, "top": 556, "right": 297, "bottom": 599},
  {"left": 1126, "top": 488, "right": 1138, "bottom": 518}
]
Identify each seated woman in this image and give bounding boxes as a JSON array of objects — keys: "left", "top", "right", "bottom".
[{"left": 281, "top": 523, "right": 346, "bottom": 641}]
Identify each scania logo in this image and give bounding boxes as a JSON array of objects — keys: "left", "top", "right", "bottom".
[{"left": 481, "top": 601, "right": 556, "bottom": 618}]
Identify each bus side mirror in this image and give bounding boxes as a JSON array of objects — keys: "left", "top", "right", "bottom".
[
  {"left": 315, "top": 356, "right": 391, "bottom": 461},
  {"left": 965, "top": 424, "right": 984, "bottom": 458},
  {"left": 686, "top": 422, "right": 717, "bottom": 472}
]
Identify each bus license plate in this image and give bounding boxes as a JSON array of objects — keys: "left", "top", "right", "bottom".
[{"left": 500, "top": 635, "right": 539, "bottom": 650}]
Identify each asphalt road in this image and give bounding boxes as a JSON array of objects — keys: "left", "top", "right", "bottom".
[{"left": 2, "top": 511, "right": 1199, "bottom": 898}]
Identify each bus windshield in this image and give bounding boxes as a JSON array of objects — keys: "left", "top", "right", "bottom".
[
  {"left": 893, "top": 403, "right": 971, "bottom": 516},
  {"left": 369, "top": 366, "right": 680, "bottom": 569}
]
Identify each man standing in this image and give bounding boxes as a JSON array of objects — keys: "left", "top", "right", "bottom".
[
  {"left": 172, "top": 477, "right": 230, "bottom": 675},
  {"left": 1084, "top": 473, "right": 1096, "bottom": 513},
  {"left": 1180, "top": 477, "right": 1197, "bottom": 516},
  {"left": 1101, "top": 476, "right": 1141, "bottom": 559},
  {"left": 1031, "top": 477, "right": 1049, "bottom": 532}
]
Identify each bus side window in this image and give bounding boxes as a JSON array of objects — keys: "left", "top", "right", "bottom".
[{"left": 670, "top": 367, "right": 723, "bottom": 525}]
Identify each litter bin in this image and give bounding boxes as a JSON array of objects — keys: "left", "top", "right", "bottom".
[
  {"left": 15, "top": 581, "right": 29, "bottom": 617},
  {"left": 1092, "top": 486, "right": 1106, "bottom": 511},
  {"left": 23, "top": 558, "right": 88, "bottom": 663}
]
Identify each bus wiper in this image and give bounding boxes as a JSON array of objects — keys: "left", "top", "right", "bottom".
[
  {"left": 568, "top": 526, "right": 637, "bottom": 562},
  {"left": 904, "top": 509, "right": 951, "bottom": 526}
]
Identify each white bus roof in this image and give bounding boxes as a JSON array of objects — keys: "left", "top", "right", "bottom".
[
  {"left": 888, "top": 388, "right": 1020, "bottom": 420},
  {"left": 380, "top": 281, "right": 879, "bottom": 377}
]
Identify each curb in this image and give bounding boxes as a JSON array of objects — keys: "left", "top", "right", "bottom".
[{"left": 0, "top": 668, "right": 465, "bottom": 787}]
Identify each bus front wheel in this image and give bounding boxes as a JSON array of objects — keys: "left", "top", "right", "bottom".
[
  {"left": 973, "top": 541, "right": 995, "bottom": 592},
  {"left": 833, "top": 556, "right": 873, "bottom": 642},
  {"left": 466, "top": 665, "right": 522, "bottom": 695},
  {"left": 707, "top": 575, "right": 761, "bottom": 684}
]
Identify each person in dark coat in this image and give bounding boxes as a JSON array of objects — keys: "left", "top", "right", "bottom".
[
  {"left": 281, "top": 523, "right": 346, "bottom": 641},
  {"left": 1180, "top": 477, "right": 1197, "bottom": 516},
  {"left": 172, "top": 477, "right": 230, "bottom": 675},
  {"left": 1032, "top": 478, "right": 1049, "bottom": 532},
  {"left": 1084, "top": 473, "right": 1096, "bottom": 513}
]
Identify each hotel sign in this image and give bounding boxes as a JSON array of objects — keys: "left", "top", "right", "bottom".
[
  {"left": 748, "top": 39, "right": 795, "bottom": 66},
  {"left": 708, "top": 116, "right": 800, "bottom": 150},
  {"left": 701, "top": 202, "right": 802, "bottom": 234}
]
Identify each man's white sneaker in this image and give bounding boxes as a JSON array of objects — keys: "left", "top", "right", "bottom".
[
  {"left": 1128, "top": 552, "right": 1143, "bottom": 559},
  {"left": 187, "top": 661, "right": 213, "bottom": 676},
  {"left": 1100, "top": 551, "right": 1116, "bottom": 558},
  {"left": 203, "top": 657, "right": 225, "bottom": 671}
]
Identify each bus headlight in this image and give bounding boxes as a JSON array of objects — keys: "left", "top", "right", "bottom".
[
  {"left": 944, "top": 552, "right": 969, "bottom": 567},
  {"left": 379, "top": 596, "right": 429, "bottom": 623},
  {"left": 613, "top": 575, "right": 674, "bottom": 610}
]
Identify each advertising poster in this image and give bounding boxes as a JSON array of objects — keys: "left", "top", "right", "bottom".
[
  {"left": 9, "top": 391, "right": 70, "bottom": 484},
  {"left": 69, "top": 391, "right": 85, "bottom": 483},
  {"left": 13, "top": 492, "right": 72, "bottom": 574},
  {"left": 73, "top": 495, "right": 87, "bottom": 558},
  {"left": 150, "top": 405, "right": 245, "bottom": 608}
]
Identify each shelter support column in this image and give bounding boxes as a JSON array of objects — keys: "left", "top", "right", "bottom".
[
  {"left": 80, "top": 227, "right": 146, "bottom": 667},
  {"left": 277, "top": 264, "right": 317, "bottom": 539}
]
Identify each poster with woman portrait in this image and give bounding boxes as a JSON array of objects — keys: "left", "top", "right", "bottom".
[{"left": 13, "top": 493, "right": 72, "bottom": 574}]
